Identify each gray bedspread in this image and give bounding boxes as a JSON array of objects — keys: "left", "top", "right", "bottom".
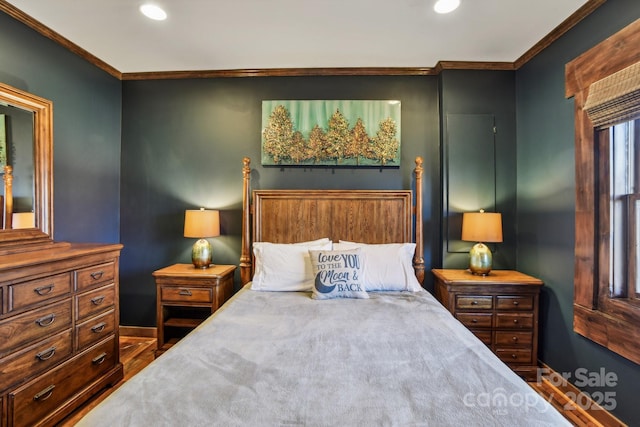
[{"left": 78, "top": 286, "right": 569, "bottom": 426}]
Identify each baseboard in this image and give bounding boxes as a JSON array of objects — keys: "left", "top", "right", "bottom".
[
  {"left": 534, "top": 363, "right": 627, "bottom": 427},
  {"left": 119, "top": 325, "right": 157, "bottom": 338}
]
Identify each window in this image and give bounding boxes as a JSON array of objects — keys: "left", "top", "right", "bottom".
[{"left": 566, "top": 18, "right": 640, "bottom": 365}]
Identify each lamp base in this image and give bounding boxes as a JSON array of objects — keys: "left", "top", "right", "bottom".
[
  {"left": 192, "top": 238, "right": 212, "bottom": 269},
  {"left": 468, "top": 242, "right": 493, "bottom": 275}
]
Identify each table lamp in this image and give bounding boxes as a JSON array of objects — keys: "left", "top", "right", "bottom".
[
  {"left": 184, "top": 208, "right": 220, "bottom": 269},
  {"left": 461, "top": 210, "right": 502, "bottom": 275}
]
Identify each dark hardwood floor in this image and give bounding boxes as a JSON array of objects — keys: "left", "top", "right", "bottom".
[{"left": 58, "top": 336, "right": 623, "bottom": 426}]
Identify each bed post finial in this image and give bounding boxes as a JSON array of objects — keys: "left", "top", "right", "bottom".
[
  {"left": 240, "top": 157, "right": 252, "bottom": 285},
  {"left": 413, "top": 156, "right": 425, "bottom": 285}
]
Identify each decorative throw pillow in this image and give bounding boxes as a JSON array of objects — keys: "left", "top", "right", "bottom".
[
  {"left": 251, "top": 239, "right": 333, "bottom": 292},
  {"left": 333, "top": 241, "right": 423, "bottom": 292},
  {"left": 308, "top": 249, "right": 368, "bottom": 300}
]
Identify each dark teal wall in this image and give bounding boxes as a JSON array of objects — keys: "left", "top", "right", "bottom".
[
  {"left": 516, "top": 0, "right": 640, "bottom": 423},
  {"left": 0, "top": 12, "right": 121, "bottom": 243},
  {"left": 119, "top": 76, "right": 440, "bottom": 326}
]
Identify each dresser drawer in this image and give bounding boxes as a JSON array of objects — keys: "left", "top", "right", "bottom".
[
  {"left": 471, "top": 330, "right": 492, "bottom": 346},
  {"left": 161, "top": 286, "right": 212, "bottom": 303},
  {"left": 0, "top": 329, "right": 73, "bottom": 392},
  {"left": 496, "top": 295, "right": 533, "bottom": 311},
  {"left": 455, "top": 295, "right": 492, "bottom": 310},
  {"left": 0, "top": 300, "right": 72, "bottom": 357},
  {"left": 8, "top": 273, "right": 72, "bottom": 313},
  {"left": 495, "top": 348, "right": 533, "bottom": 365},
  {"left": 495, "top": 312, "right": 533, "bottom": 329},
  {"left": 75, "top": 284, "right": 115, "bottom": 320},
  {"left": 8, "top": 335, "right": 117, "bottom": 427},
  {"left": 75, "top": 262, "right": 116, "bottom": 291},
  {"left": 76, "top": 309, "right": 116, "bottom": 350},
  {"left": 495, "top": 331, "right": 533, "bottom": 346},
  {"left": 455, "top": 312, "right": 493, "bottom": 328}
]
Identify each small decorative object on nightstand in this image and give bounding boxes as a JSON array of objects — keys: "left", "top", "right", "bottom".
[
  {"left": 153, "top": 263, "right": 236, "bottom": 357},
  {"left": 432, "top": 268, "right": 543, "bottom": 381}
]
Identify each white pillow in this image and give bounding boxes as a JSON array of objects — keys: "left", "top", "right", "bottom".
[
  {"left": 309, "top": 249, "right": 368, "bottom": 300},
  {"left": 251, "top": 239, "right": 333, "bottom": 291},
  {"left": 333, "top": 241, "right": 422, "bottom": 292}
]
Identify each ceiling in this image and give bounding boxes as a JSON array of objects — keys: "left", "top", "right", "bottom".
[{"left": 6, "top": 0, "right": 591, "bottom": 74}]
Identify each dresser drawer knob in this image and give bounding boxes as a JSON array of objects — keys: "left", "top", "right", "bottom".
[
  {"left": 511, "top": 336, "right": 518, "bottom": 342},
  {"left": 513, "top": 301, "right": 519, "bottom": 306},
  {"left": 35, "top": 346, "right": 57, "bottom": 361},
  {"left": 511, "top": 354, "right": 517, "bottom": 359},
  {"left": 34, "top": 284, "right": 55, "bottom": 296},
  {"left": 92, "top": 352, "right": 107, "bottom": 365},
  {"left": 33, "top": 384, "right": 55, "bottom": 402},
  {"left": 91, "top": 295, "right": 106, "bottom": 305},
  {"left": 91, "top": 322, "right": 107, "bottom": 333},
  {"left": 35, "top": 313, "right": 56, "bottom": 327},
  {"left": 471, "top": 300, "right": 478, "bottom": 305},
  {"left": 513, "top": 319, "right": 519, "bottom": 324},
  {"left": 471, "top": 318, "right": 478, "bottom": 323},
  {"left": 179, "top": 289, "right": 193, "bottom": 296},
  {"left": 90, "top": 271, "right": 104, "bottom": 280}
]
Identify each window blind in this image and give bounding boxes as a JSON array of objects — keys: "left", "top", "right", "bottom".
[{"left": 584, "top": 61, "right": 640, "bottom": 129}]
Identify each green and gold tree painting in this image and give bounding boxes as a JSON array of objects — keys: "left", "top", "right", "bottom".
[{"left": 261, "top": 100, "right": 401, "bottom": 166}]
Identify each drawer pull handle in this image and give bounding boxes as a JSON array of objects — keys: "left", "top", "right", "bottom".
[
  {"left": 471, "top": 300, "right": 478, "bottom": 305},
  {"left": 91, "top": 322, "right": 107, "bottom": 333},
  {"left": 91, "top": 295, "right": 106, "bottom": 305},
  {"left": 90, "top": 271, "right": 104, "bottom": 280},
  {"left": 179, "top": 289, "right": 193, "bottom": 296},
  {"left": 35, "top": 346, "right": 57, "bottom": 361},
  {"left": 471, "top": 318, "right": 478, "bottom": 323},
  {"left": 34, "top": 284, "right": 55, "bottom": 296},
  {"left": 511, "top": 336, "right": 518, "bottom": 342},
  {"left": 92, "top": 352, "right": 107, "bottom": 365},
  {"left": 35, "top": 314, "right": 56, "bottom": 327},
  {"left": 33, "top": 385, "right": 55, "bottom": 402},
  {"left": 513, "top": 301, "right": 519, "bottom": 306},
  {"left": 511, "top": 354, "right": 518, "bottom": 359},
  {"left": 513, "top": 319, "right": 519, "bottom": 324}
]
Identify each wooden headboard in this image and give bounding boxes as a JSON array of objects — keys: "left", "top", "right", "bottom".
[{"left": 240, "top": 157, "right": 424, "bottom": 286}]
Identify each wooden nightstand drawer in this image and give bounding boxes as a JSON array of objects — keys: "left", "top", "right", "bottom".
[
  {"left": 76, "top": 284, "right": 115, "bottom": 320},
  {"left": 76, "top": 309, "right": 116, "bottom": 350},
  {"left": 8, "top": 336, "right": 117, "bottom": 427},
  {"left": 76, "top": 262, "right": 116, "bottom": 291},
  {"left": 495, "top": 312, "right": 533, "bottom": 329},
  {"left": 161, "top": 286, "right": 212, "bottom": 303},
  {"left": 496, "top": 295, "right": 533, "bottom": 311},
  {"left": 496, "top": 348, "right": 533, "bottom": 365},
  {"left": 455, "top": 295, "right": 492, "bottom": 310},
  {"left": 0, "top": 299, "right": 72, "bottom": 356},
  {"left": 456, "top": 312, "right": 493, "bottom": 328},
  {"left": 0, "top": 329, "right": 73, "bottom": 391},
  {"left": 8, "top": 273, "right": 72, "bottom": 313},
  {"left": 495, "top": 331, "right": 533, "bottom": 346}
]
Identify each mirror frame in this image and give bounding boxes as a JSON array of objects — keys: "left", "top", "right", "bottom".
[{"left": 0, "top": 82, "right": 53, "bottom": 252}]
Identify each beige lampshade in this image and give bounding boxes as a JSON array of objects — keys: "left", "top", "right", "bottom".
[
  {"left": 184, "top": 209, "right": 220, "bottom": 238},
  {"left": 461, "top": 211, "right": 503, "bottom": 243},
  {"left": 12, "top": 212, "right": 35, "bottom": 229}
]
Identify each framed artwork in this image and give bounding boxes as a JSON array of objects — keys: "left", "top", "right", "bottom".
[
  {"left": 261, "top": 100, "right": 401, "bottom": 167},
  {"left": 0, "top": 114, "right": 6, "bottom": 170}
]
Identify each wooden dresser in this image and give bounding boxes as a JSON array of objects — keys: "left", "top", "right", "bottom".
[
  {"left": 0, "top": 242, "right": 123, "bottom": 427},
  {"left": 433, "top": 269, "right": 543, "bottom": 381}
]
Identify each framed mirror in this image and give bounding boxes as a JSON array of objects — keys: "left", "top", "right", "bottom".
[{"left": 0, "top": 82, "right": 53, "bottom": 253}]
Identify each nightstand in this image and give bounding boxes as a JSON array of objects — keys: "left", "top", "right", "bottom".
[
  {"left": 432, "top": 269, "right": 543, "bottom": 381},
  {"left": 153, "top": 263, "right": 236, "bottom": 357}
]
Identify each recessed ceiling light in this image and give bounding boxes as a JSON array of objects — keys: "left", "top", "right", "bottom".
[
  {"left": 434, "top": 0, "right": 460, "bottom": 14},
  {"left": 140, "top": 4, "right": 167, "bottom": 21}
]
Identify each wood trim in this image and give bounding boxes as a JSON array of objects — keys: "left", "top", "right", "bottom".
[
  {"left": 0, "top": 0, "right": 121, "bottom": 79},
  {"left": 1, "top": 0, "right": 604, "bottom": 80},
  {"left": 240, "top": 157, "right": 252, "bottom": 286},
  {"left": 119, "top": 326, "right": 157, "bottom": 338},
  {"left": 515, "top": 0, "right": 607, "bottom": 69}
]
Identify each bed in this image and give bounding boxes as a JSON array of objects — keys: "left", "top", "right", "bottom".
[{"left": 77, "top": 157, "right": 569, "bottom": 426}]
